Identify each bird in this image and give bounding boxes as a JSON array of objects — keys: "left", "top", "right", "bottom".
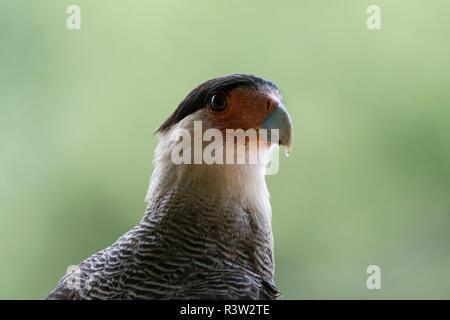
[{"left": 46, "top": 74, "right": 293, "bottom": 300}]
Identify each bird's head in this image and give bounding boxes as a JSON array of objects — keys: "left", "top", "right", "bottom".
[
  {"left": 147, "top": 74, "right": 293, "bottom": 213},
  {"left": 156, "top": 74, "right": 293, "bottom": 158}
]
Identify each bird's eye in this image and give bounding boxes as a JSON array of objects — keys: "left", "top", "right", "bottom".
[{"left": 210, "top": 93, "right": 227, "bottom": 112}]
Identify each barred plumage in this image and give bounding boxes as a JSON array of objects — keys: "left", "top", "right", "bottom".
[{"left": 47, "top": 186, "right": 279, "bottom": 299}]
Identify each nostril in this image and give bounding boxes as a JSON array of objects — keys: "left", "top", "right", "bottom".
[{"left": 266, "top": 100, "right": 272, "bottom": 110}]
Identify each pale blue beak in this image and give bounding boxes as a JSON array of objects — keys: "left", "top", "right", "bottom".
[{"left": 261, "top": 104, "right": 293, "bottom": 156}]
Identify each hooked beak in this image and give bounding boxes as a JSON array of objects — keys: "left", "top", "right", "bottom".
[{"left": 261, "top": 104, "right": 293, "bottom": 156}]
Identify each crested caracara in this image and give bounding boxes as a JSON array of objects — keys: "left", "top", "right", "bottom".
[{"left": 47, "top": 74, "right": 293, "bottom": 300}]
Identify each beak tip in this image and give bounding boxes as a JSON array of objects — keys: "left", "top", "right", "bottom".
[
  {"left": 285, "top": 145, "right": 292, "bottom": 157},
  {"left": 261, "top": 104, "right": 293, "bottom": 157}
]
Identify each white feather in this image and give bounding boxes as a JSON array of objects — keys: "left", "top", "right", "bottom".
[{"left": 145, "top": 109, "right": 273, "bottom": 227}]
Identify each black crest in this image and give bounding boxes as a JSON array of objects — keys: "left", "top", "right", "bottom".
[{"left": 155, "top": 74, "right": 279, "bottom": 133}]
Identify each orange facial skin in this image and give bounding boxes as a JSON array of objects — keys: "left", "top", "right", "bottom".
[{"left": 206, "top": 87, "right": 282, "bottom": 133}]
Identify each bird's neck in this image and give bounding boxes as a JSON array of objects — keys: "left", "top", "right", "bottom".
[
  {"left": 146, "top": 132, "right": 273, "bottom": 225},
  {"left": 143, "top": 135, "right": 275, "bottom": 279},
  {"left": 143, "top": 180, "right": 275, "bottom": 280}
]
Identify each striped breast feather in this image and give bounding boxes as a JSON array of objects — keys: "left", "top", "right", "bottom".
[{"left": 46, "top": 188, "right": 279, "bottom": 299}]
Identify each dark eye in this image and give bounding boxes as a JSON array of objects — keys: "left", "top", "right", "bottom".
[{"left": 210, "top": 93, "right": 227, "bottom": 112}]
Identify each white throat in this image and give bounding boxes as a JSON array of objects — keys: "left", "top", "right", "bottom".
[{"left": 145, "top": 110, "right": 273, "bottom": 225}]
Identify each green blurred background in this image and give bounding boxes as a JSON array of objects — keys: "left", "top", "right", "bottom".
[{"left": 1, "top": 0, "right": 449, "bottom": 299}]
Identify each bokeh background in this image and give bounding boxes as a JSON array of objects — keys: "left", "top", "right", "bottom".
[{"left": 1, "top": 0, "right": 449, "bottom": 299}]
